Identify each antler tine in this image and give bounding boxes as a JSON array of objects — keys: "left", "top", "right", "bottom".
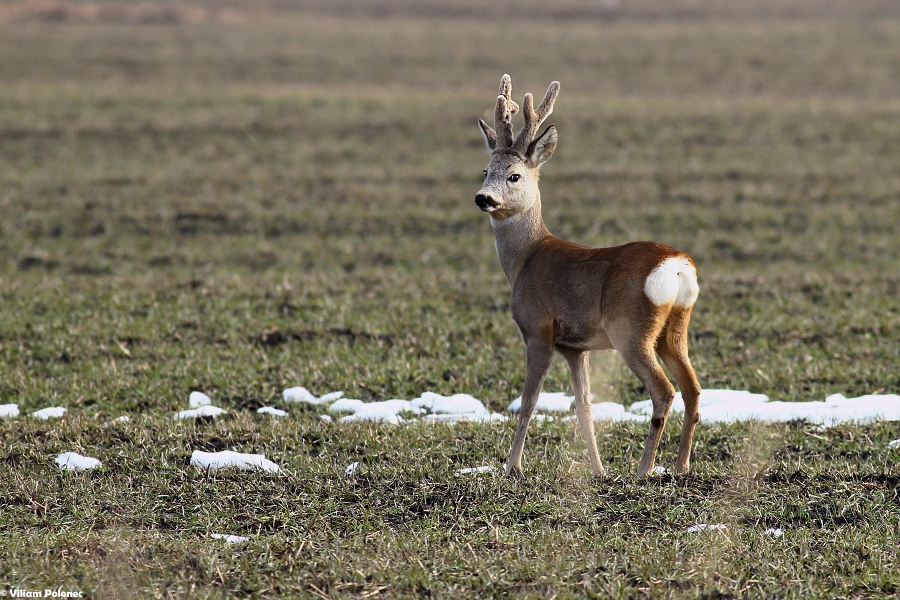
[
  {"left": 513, "top": 81, "right": 560, "bottom": 152},
  {"left": 498, "top": 74, "right": 520, "bottom": 114},
  {"left": 493, "top": 74, "right": 519, "bottom": 149}
]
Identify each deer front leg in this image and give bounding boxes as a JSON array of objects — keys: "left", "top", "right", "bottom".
[
  {"left": 506, "top": 340, "right": 553, "bottom": 476},
  {"left": 565, "top": 351, "right": 605, "bottom": 476}
]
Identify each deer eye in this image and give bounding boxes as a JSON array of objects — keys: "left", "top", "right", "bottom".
[
  {"left": 483, "top": 169, "right": 488, "bottom": 178},
  {"left": 508, "top": 174, "right": 520, "bottom": 183}
]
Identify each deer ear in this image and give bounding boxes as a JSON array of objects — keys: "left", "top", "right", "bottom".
[
  {"left": 479, "top": 118, "right": 497, "bottom": 152},
  {"left": 526, "top": 125, "right": 557, "bottom": 167}
]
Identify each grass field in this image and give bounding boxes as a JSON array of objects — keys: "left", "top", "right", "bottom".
[{"left": 1, "top": 0, "right": 899, "bottom": 597}]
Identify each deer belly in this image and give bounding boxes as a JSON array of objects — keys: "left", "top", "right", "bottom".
[{"left": 555, "top": 323, "right": 614, "bottom": 351}]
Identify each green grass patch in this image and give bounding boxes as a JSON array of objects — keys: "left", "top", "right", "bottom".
[{"left": 1, "top": 1, "right": 899, "bottom": 597}]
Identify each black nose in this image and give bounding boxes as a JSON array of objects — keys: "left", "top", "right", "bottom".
[{"left": 475, "top": 193, "right": 498, "bottom": 209}]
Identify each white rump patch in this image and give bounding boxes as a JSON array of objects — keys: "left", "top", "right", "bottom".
[{"left": 644, "top": 257, "right": 698, "bottom": 307}]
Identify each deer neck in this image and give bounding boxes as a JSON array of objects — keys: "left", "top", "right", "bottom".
[{"left": 489, "top": 198, "right": 550, "bottom": 287}]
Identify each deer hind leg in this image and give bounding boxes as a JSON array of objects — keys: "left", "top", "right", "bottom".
[
  {"left": 608, "top": 316, "right": 675, "bottom": 477},
  {"left": 564, "top": 350, "right": 605, "bottom": 476},
  {"left": 657, "top": 306, "right": 701, "bottom": 474},
  {"left": 506, "top": 339, "right": 554, "bottom": 476}
]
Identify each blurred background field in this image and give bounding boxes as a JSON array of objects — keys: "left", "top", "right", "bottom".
[
  {"left": 1, "top": 1, "right": 899, "bottom": 597},
  {"left": 2, "top": 0, "right": 899, "bottom": 409}
]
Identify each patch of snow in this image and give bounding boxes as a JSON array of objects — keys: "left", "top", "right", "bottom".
[
  {"left": 189, "top": 391, "right": 212, "bottom": 408},
  {"left": 686, "top": 524, "right": 727, "bottom": 533},
  {"left": 337, "top": 399, "right": 423, "bottom": 424},
  {"left": 330, "top": 393, "right": 504, "bottom": 425},
  {"left": 257, "top": 406, "right": 287, "bottom": 418},
  {"left": 32, "top": 406, "right": 66, "bottom": 420},
  {"left": 653, "top": 465, "right": 667, "bottom": 475},
  {"left": 110, "top": 415, "right": 130, "bottom": 423},
  {"left": 590, "top": 401, "right": 651, "bottom": 423},
  {"left": 174, "top": 405, "right": 226, "bottom": 420},
  {"left": 455, "top": 465, "right": 497, "bottom": 475},
  {"left": 276, "top": 387, "right": 900, "bottom": 426},
  {"left": 191, "top": 450, "right": 280, "bottom": 473},
  {"left": 423, "top": 412, "right": 507, "bottom": 424},
  {"left": 764, "top": 528, "right": 784, "bottom": 537},
  {"left": 412, "top": 392, "right": 489, "bottom": 416},
  {"left": 345, "top": 461, "right": 359, "bottom": 476},
  {"left": 507, "top": 392, "right": 573, "bottom": 413},
  {"left": 329, "top": 399, "right": 365, "bottom": 413},
  {"left": 409, "top": 392, "right": 506, "bottom": 424},
  {"left": 629, "top": 390, "right": 900, "bottom": 425},
  {"left": 320, "top": 414, "right": 333, "bottom": 422},
  {"left": 888, "top": 439, "right": 900, "bottom": 449},
  {"left": 211, "top": 534, "right": 249, "bottom": 543},
  {"left": 0, "top": 403, "right": 19, "bottom": 418},
  {"left": 56, "top": 452, "right": 101, "bottom": 471},
  {"left": 283, "top": 387, "right": 318, "bottom": 404},
  {"left": 339, "top": 412, "right": 402, "bottom": 425},
  {"left": 629, "top": 389, "right": 764, "bottom": 417},
  {"left": 283, "top": 387, "right": 343, "bottom": 405},
  {"left": 319, "top": 391, "right": 344, "bottom": 403}
]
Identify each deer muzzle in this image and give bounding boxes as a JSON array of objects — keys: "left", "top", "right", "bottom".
[{"left": 475, "top": 193, "right": 500, "bottom": 212}]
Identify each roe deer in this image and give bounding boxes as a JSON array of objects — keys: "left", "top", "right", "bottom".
[{"left": 475, "top": 75, "right": 701, "bottom": 477}]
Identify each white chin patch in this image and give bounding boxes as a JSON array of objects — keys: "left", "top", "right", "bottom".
[
  {"left": 490, "top": 212, "right": 521, "bottom": 229},
  {"left": 644, "top": 257, "right": 699, "bottom": 307}
]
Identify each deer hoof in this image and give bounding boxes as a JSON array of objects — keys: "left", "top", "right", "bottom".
[{"left": 504, "top": 464, "right": 524, "bottom": 478}]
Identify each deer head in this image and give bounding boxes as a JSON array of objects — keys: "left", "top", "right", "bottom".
[{"left": 475, "top": 75, "right": 560, "bottom": 220}]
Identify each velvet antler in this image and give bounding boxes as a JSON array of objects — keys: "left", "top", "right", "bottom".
[
  {"left": 512, "top": 81, "right": 560, "bottom": 153},
  {"left": 478, "top": 75, "right": 559, "bottom": 153}
]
